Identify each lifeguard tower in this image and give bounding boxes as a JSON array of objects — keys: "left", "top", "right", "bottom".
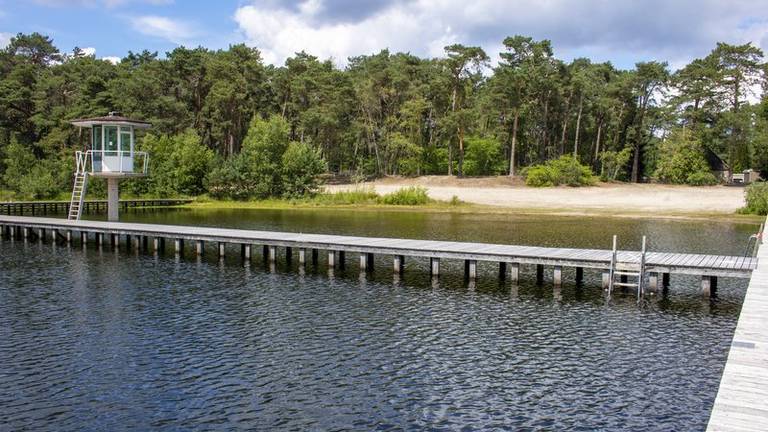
[{"left": 68, "top": 112, "right": 151, "bottom": 221}]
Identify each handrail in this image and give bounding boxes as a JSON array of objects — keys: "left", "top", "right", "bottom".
[{"left": 74, "top": 150, "right": 148, "bottom": 175}]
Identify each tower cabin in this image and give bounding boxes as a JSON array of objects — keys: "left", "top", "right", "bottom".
[{"left": 68, "top": 112, "right": 151, "bottom": 221}]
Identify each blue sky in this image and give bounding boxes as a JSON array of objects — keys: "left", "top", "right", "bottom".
[{"left": 2, "top": 0, "right": 767, "bottom": 70}]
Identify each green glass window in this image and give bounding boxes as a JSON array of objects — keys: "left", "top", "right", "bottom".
[
  {"left": 119, "top": 126, "right": 132, "bottom": 154},
  {"left": 92, "top": 126, "right": 102, "bottom": 150},
  {"left": 104, "top": 126, "right": 118, "bottom": 155}
]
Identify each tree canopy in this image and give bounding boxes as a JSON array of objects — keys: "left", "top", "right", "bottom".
[{"left": 0, "top": 31, "right": 766, "bottom": 198}]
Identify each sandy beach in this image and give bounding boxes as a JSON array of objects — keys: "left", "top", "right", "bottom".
[{"left": 325, "top": 176, "right": 748, "bottom": 216}]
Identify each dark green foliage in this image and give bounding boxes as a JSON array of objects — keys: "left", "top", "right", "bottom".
[
  {"left": 0, "top": 32, "right": 765, "bottom": 202},
  {"left": 742, "top": 182, "right": 768, "bottom": 215},
  {"left": 205, "top": 116, "right": 327, "bottom": 200},
  {"left": 463, "top": 137, "right": 505, "bottom": 176},
  {"left": 654, "top": 129, "right": 718, "bottom": 185},
  {"left": 281, "top": 142, "right": 326, "bottom": 198},
  {"left": 525, "top": 155, "right": 596, "bottom": 187},
  {"left": 137, "top": 130, "right": 215, "bottom": 196}
]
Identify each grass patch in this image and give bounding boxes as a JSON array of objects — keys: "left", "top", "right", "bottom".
[
  {"left": 739, "top": 182, "right": 768, "bottom": 215},
  {"left": 378, "top": 186, "right": 430, "bottom": 205}
]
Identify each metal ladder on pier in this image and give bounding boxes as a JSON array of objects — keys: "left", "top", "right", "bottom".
[
  {"left": 67, "top": 152, "right": 89, "bottom": 221},
  {"left": 607, "top": 235, "right": 647, "bottom": 299}
]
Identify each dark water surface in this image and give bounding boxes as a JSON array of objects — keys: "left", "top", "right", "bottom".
[{"left": 0, "top": 208, "right": 760, "bottom": 431}]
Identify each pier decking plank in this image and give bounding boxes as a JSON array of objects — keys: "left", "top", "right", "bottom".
[
  {"left": 0, "top": 215, "right": 756, "bottom": 279},
  {"left": 708, "top": 216, "right": 768, "bottom": 431}
]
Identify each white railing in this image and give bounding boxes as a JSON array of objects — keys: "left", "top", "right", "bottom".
[{"left": 74, "top": 150, "right": 149, "bottom": 175}]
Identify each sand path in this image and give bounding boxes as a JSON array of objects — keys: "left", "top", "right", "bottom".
[{"left": 325, "top": 176, "right": 746, "bottom": 215}]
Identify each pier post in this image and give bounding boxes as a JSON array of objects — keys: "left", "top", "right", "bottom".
[
  {"left": 553, "top": 266, "right": 562, "bottom": 286},
  {"left": 133, "top": 236, "right": 141, "bottom": 252},
  {"left": 152, "top": 237, "right": 160, "bottom": 253},
  {"left": 174, "top": 239, "right": 182, "bottom": 255},
  {"left": 298, "top": 248, "right": 306, "bottom": 266},
  {"left": 393, "top": 255, "right": 404, "bottom": 274},
  {"left": 107, "top": 178, "right": 119, "bottom": 222},
  {"left": 702, "top": 276, "right": 718, "bottom": 297},
  {"left": 23, "top": 227, "right": 29, "bottom": 242},
  {"left": 536, "top": 264, "right": 544, "bottom": 284},
  {"left": 465, "top": 260, "right": 477, "bottom": 280},
  {"left": 602, "top": 272, "right": 610, "bottom": 289},
  {"left": 66, "top": 230, "right": 72, "bottom": 245},
  {"left": 196, "top": 240, "right": 204, "bottom": 256},
  {"left": 9, "top": 226, "right": 14, "bottom": 240},
  {"left": 509, "top": 263, "right": 519, "bottom": 283},
  {"left": 38, "top": 228, "right": 44, "bottom": 243},
  {"left": 110, "top": 234, "right": 117, "bottom": 250},
  {"left": 430, "top": 257, "right": 440, "bottom": 277},
  {"left": 242, "top": 244, "right": 251, "bottom": 261},
  {"left": 328, "top": 250, "right": 336, "bottom": 268},
  {"left": 80, "top": 231, "right": 88, "bottom": 246},
  {"left": 575, "top": 267, "right": 584, "bottom": 284},
  {"left": 360, "top": 253, "right": 371, "bottom": 271},
  {"left": 218, "top": 242, "right": 225, "bottom": 258},
  {"left": 268, "top": 246, "right": 277, "bottom": 263},
  {"left": 648, "top": 273, "right": 659, "bottom": 292}
]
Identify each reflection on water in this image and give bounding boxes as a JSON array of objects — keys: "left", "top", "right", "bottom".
[{"left": 0, "top": 208, "right": 757, "bottom": 430}]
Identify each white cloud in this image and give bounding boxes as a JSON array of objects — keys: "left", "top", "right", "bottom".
[
  {"left": 130, "top": 15, "right": 196, "bottom": 45},
  {"left": 81, "top": 46, "right": 96, "bottom": 56},
  {"left": 234, "top": 0, "right": 768, "bottom": 69},
  {"left": 102, "top": 56, "right": 121, "bottom": 64}
]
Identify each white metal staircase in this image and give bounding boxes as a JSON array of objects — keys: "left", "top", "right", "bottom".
[
  {"left": 607, "top": 235, "right": 647, "bottom": 299},
  {"left": 68, "top": 152, "right": 89, "bottom": 220}
]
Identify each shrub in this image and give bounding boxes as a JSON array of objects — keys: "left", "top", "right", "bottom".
[
  {"left": 599, "top": 148, "right": 632, "bottom": 181},
  {"left": 654, "top": 128, "right": 718, "bottom": 185},
  {"left": 378, "top": 186, "right": 430, "bottom": 205},
  {"left": 685, "top": 171, "right": 718, "bottom": 186},
  {"left": 463, "top": 136, "right": 506, "bottom": 176},
  {"left": 525, "top": 155, "right": 595, "bottom": 187},
  {"left": 314, "top": 187, "right": 379, "bottom": 205},
  {"left": 525, "top": 165, "right": 556, "bottom": 187},
  {"left": 741, "top": 182, "right": 768, "bottom": 215},
  {"left": 138, "top": 130, "right": 215, "bottom": 197},
  {"left": 281, "top": 142, "right": 326, "bottom": 198}
]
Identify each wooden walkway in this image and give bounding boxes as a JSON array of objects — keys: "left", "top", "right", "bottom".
[
  {"left": 708, "top": 216, "right": 768, "bottom": 431},
  {"left": 0, "top": 216, "right": 756, "bottom": 290},
  {"left": 0, "top": 199, "right": 191, "bottom": 216}
]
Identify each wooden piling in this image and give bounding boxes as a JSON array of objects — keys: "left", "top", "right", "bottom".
[{"left": 430, "top": 257, "right": 440, "bottom": 276}]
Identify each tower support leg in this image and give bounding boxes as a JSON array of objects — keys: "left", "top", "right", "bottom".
[{"left": 107, "top": 178, "right": 119, "bottom": 222}]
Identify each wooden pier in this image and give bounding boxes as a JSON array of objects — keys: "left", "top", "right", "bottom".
[
  {"left": 0, "top": 199, "right": 191, "bottom": 216},
  {"left": 0, "top": 216, "right": 756, "bottom": 294},
  {"left": 708, "top": 216, "right": 768, "bottom": 431}
]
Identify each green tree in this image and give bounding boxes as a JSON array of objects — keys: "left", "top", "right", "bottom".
[
  {"left": 139, "top": 129, "right": 214, "bottom": 196},
  {"left": 654, "top": 128, "right": 717, "bottom": 185},
  {"left": 281, "top": 141, "right": 326, "bottom": 198}
]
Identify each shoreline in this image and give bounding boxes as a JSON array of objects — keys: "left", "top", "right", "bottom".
[{"left": 184, "top": 198, "right": 763, "bottom": 224}]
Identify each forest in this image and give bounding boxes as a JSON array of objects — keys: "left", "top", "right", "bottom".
[{"left": 0, "top": 32, "right": 767, "bottom": 199}]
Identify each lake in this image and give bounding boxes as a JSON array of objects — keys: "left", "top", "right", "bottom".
[{"left": 0, "top": 208, "right": 759, "bottom": 430}]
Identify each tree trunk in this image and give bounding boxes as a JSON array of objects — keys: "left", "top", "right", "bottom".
[
  {"left": 457, "top": 125, "right": 465, "bottom": 177},
  {"left": 573, "top": 95, "right": 583, "bottom": 159},
  {"left": 631, "top": 143, "right": 640, "bottom": 183},
  {"left": 509, "top": 111, "right": 519, "bottom": 177},
  {"left": 593, "top": 118, "right": 603, "bottom": 166},
  {"left": 560, "top": 89, "right": 573, "bottom": 154}
]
